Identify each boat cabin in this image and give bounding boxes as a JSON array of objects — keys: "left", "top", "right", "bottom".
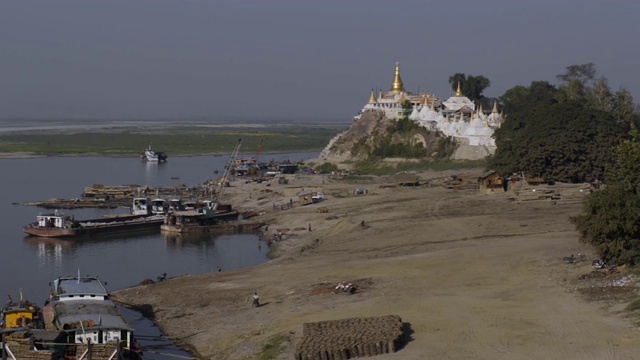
[
  {"left": 2, "top": 302, "right": 42, "bottom": 329},
  {"left": 151, "top": 198, "right": 168, "bottom": 214},
  {"left": 132, "top": 197, "right": 150, "bottom": 215},
  {"left": 169, "top": 199, "right": 185, "bottom": 212},
  {"left": 45, "top": 276, "right": 139, "bottom": 358},
  {"left": 36, "top": 212, "right": 70, "bottom": 228}
]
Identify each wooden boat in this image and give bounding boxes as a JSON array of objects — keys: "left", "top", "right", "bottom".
[
  {"left": 1, "top": 294, "right": 43, "bottom": 329},
  {"left": 43, "top": 274, "right": 143, "bottom": 359},
  {"left": 23, "top": 211, "right": 164, "bottom": 238}
]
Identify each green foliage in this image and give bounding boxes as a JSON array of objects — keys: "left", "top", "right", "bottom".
[
  {"left": 625, "top": 298, "right": 640, "bottom": 312},
  {"left": 572, "top": 125, "right": 640, "bottom": 264},
  {"left": 435, "top": 137, "right": 456, "bottom": 159},
  {"left": 449, "top": 73, "right": 491, "bottom": 101},
  {"left": 314, "top": 162, "right": 338, "bottom": 174},
  {"left": 398, "top": 99, "right": 412, "bottom": 120},
  {"left": 500, "top": 81, "right": 558, "bottom": 114},
  {"left": 554, "top": 63, "right": 636, "bottom": 123},
  {"left": 258, "top": 333, "right": 289, "bottom": 360},
  {"left": 389, "top": 117, "right": 420, "bottom": 134},
  {"left": 488, "top": 101, "right": 628, "bottom": 182},
  {"left": 0, "top": 125, "right": 342, "bottom": 156}
]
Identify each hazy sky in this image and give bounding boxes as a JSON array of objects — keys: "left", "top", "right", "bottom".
[{"left": 1, "top": 0, "right": 638, "bottom": 121}]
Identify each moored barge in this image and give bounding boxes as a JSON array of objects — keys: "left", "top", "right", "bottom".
[{"left": 23, "top": 211, "right": 164, "bottom": 238}]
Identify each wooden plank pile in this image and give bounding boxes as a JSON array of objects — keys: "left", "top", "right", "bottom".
[
  {"left": 509, "top": 183, "right": 591, "bottom": 203},
  {"left": 442, "top": 175, "right": 479, "bottom": 191},
  {"left": 294, "top": 315, "right": 404, "bottom": 360}
]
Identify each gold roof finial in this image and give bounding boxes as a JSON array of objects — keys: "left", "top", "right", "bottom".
[
  {"left": 492, "top": 101, "right": 498, "bottom": 113},
  {"left": 455, "top": 81, "right": 462, "bottom": 97},
  {"left": 389, "top": 61, "right": 405, "bottom": 94},
  {"left": 368, "top": 89, "right": 377, "bottom": 104},
  {"left": 378, "top": 90, "right": 383, "bottom": 100}
]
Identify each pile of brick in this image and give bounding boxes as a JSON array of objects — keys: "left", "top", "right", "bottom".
[
  {"left": 294, "top": 315, "right": 404, "bottom": 360},
  {"left": 3, "top": 331, "right": 55, "bottom": 360}
]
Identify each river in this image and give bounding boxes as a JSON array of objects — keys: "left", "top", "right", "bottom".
[{"left": 0, "top": 152, "right": 317, "bottom": 359}]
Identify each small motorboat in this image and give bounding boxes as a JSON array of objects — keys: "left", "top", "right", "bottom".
[{"left": 141, "top": 146, "right": 168, "bottom": 162}]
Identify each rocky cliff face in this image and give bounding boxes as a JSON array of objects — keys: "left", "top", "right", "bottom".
[{"left": 318, "top": 111, "right": 454, "bottom": 167}]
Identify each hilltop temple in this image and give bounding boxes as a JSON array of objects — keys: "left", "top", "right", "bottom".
[{"left": 352, "top": 62, "right": 505, "bottom": 158}]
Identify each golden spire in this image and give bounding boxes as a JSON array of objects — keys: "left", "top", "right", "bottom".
[
  {"left": 422, "top": 95, "right": 429, "bottom": 106},
  {"left": 455, "top": 81, "right": 462, "bottom": 97},
  {"left": 492, "top": 101, "right": 498, "bottom": 113},
  {"left": 430, "top": 101, "right": 435, "bottom": 111},
  {"left": 368, "top": 89, "right": 377, "bottom": 104},
  {"left": 378, "top": 90, "right": 383, "bottom": 100},
  {"left": 389, "top": 61, "right": 405, "bottom": 94}
]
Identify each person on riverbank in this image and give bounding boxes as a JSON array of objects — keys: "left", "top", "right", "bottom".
[{"left": 252, "top": 292, "right": 260, "bottom": 308}]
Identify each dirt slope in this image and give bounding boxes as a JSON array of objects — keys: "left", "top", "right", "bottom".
[{"left": 114, "top": 170, "right": 640, "bottom": 360}]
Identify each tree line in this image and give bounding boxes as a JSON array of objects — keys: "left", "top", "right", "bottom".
[{"left": 452, "top": 63, "right": 640, "bottom": 265}]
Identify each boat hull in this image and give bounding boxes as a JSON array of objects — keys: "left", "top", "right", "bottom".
[{"left": 23, "top": 227, "right": 79, "bottom": 237}]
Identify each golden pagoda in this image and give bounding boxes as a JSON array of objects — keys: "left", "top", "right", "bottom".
[
  {"left": 367, "top": 89, "right": 377, "bottom": 104},
  {"left": 389, "top": 61, "right": 405, "bottom": 94}
]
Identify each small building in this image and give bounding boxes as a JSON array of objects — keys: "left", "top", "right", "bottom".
[
  {"left": 298, "top": 190, "right": 316, "bottom": 206},
  {"left": 478, "top": 170, "right": 504, "bottom": 194}
]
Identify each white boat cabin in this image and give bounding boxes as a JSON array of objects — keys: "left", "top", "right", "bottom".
[
  {"left": 36, "top": 211, "right": 69, "bottom": 228},
  {"left": 151, "top": 198, "right": 168, "bottom": 214},
  {"left": 132, "top": 197, "right": 150, "bottom": 215}
]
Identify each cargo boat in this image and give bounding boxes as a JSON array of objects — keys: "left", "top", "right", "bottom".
[
  {"left": 1, "top": 294, "right": 43, "bottom": 330},
  {"left": 43, "top": 274, "right": 143, "bottom": 359},
  {"left": 23, "top": 211, "right": 164, "bottom": 238}
]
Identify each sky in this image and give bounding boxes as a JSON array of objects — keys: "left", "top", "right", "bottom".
[{"left": 1, "top": 0, "right": 638, "bottom": 121}]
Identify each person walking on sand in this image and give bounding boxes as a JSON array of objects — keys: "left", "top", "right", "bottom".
[{"left": 252, "top": 292, "right": 260, "bottom": 308}]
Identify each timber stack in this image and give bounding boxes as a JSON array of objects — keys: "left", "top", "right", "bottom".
[
  {"left": 17, "top": 184, "right": 208, "bottom": 209},
  {"left": 294, "top": 315, "right": 404, "bottom": 360}
]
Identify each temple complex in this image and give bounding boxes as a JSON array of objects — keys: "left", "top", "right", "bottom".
[{"left": 353, "top": 62, "right": 505, "bottom": 157}]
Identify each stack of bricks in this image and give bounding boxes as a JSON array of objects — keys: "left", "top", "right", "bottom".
[
  {"left": 73, "top": 343, "right": 119, "bottom": 360},
  {"left": 4, "top": 332, "right": 56, "bottom": 360},
  {"left": 295, "top": 315, "right": 404, "bottom": 360}
]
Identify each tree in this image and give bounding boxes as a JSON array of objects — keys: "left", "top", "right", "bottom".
[
  {"left": 556, "top": 63, "right": 596, "bottom": 85},
  {"left": 488, "top": 101, "right": 628, "bottom": 182},
  {"left": 555, "top": 63, "right": 636, "bottom": 122},
  {"left": 500, "top": 81, "right": 558, "bottom": 114},
  {"left": 572, "top": 125, "right": 640, "bottom": 264},
  {"left": 448, "top": 73, "right": 491, "bottom": 101}
]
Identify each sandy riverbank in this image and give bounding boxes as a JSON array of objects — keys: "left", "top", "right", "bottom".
[{"left": 113, "top": 169, "right": 640, "bottom": 359}]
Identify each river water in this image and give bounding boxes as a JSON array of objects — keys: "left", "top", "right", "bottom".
[{"left": 0, "top": 152, "right": 316, "bottom": 359}]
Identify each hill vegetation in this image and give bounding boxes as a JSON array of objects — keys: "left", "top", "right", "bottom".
[{"left": 489, "top": 63, "right": 639, "bottom": 183}]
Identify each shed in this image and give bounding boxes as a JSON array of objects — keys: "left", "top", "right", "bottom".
[
  {"left": 478, "top": 170, "right": 504, "bottom": 193},
  {"left": 297, "top": 190, "right": 316, "bottom": 206}
]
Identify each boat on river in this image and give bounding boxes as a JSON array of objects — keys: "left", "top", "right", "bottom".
[
  {"left": 1, "top": 293, "right": 43, "bottom": 330},
  {"left": 23, "top": 211, "right": 164, "bottom": 238},
  {"left": 43, "top": 274, "right": 143, "bottom": 359},
  {"left": 141, "top": 145, "right": 167, "bottom": 162}
]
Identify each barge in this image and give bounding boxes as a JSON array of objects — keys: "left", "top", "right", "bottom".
[
  {"left": 43, "top": 274, "right": 143, "bottom": 359},
  {"left": 23, "top": 211, "right": 164, "bottom": 238}
]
